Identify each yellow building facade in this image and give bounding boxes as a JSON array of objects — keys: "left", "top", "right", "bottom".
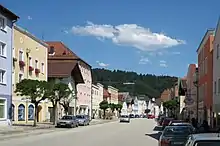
[{"left": 12, "top": 25, "right": 51, "bottom": 124}]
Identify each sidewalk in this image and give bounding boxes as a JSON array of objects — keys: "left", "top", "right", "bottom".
[{"left": 0, "top": 119, "right": 118, "bottom": 141}]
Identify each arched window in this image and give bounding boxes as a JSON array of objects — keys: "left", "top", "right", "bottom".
[
  {"left": 18, "top": 104, "right": 25, "bottom": 121},
  {"left": 11, "top": 104, "right": 15, "bottom": 121},
  {"left": 28, "top": 105, "right": 34, "bottom": 120}
]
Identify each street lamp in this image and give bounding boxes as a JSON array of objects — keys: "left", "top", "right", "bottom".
[{"left": 193, "top": 68, "right": 199, "bottom": 123}]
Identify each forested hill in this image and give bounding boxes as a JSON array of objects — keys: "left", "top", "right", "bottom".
[{"left": 92, "top": 68, "right": 178, "bottom": 98}]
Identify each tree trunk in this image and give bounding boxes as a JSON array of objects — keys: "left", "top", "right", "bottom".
[
  {"left": 53, "top": 103, "right": 58, "bottom": 125},
  {"left": 33, "top": 103, "right": 38, "bottom": 127},
  {"left": 103, "top": 110, "right": 106, "bottom": 119}
]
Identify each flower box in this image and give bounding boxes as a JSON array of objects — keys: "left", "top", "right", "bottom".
[
  {"left": 29, "top": 66, "right": 34, "bottom": 71},
  {"left": 19, "top": 61, "right": 25, "bottom": 67},
  {"left": 35, "top": 68, "right": 40, "bottom": 74}
]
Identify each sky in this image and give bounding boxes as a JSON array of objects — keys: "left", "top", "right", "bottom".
[{"left": 2, "top": 0, "right": 220, "bottom": 77}]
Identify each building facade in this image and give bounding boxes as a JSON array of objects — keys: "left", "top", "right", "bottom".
[
  {"left": 185, "top": 64, "right": 197, "bottom": 119},
  {"left": 91, "top": 83, "right": 103, "bottom": 118},
  {"left": 197, "top": 29, "right": 214, "bottom": 124},
  {"left": 46, "top": 41, "right": 88, "bottom": 118},
  {"left": 107, "top": 86, "right": 118, "bottom": 104},
  {"left": 12, "top": 25, "right": 48, "bottom": 123},
  {"left": 0, "top": 5, "right": 19, "bottom": 125},
  {"left": 213, "top": 20, "right": 220, "bottom": 126}
]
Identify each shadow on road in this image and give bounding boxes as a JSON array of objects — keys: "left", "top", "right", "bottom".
[
  {"left": 145, "top": 126, "right": 162, "bottom": 141},
  {"left": 145, "top": 132, "right": 161, "bottom": 141}
]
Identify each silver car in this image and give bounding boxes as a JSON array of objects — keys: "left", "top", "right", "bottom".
[
  {"left": 120, "top": 115, "right": 130, "bottom": 123},
  {"left": 76, "top": 115, "right": 90, "bottom": 126},
  {"left": 57, "top": 115, "right": 78, "bottom": 128}
]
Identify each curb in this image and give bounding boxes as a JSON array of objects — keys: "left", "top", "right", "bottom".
[{"left": 0, "top": 119, "right": 118, "bottom": 141}]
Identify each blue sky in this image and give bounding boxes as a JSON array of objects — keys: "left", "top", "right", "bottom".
[{"left": 2, "top": 0, "right": 220, "bottom": 77}]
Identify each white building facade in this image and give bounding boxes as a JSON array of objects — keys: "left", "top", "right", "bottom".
[
  {"left": 91, "top": 83, "right": 103, "bottom": 118},
  {"left": 108, "top": 86, "right": 119, "bottom": 104},
  {"left": 76, "top": 62, "right": 92, "bottom": 118}
]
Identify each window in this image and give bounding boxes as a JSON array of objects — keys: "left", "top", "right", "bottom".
[
  {"left": 205, "top": 58, "right": 208, "bottom": 74},
  {"left": 214, "top": 81, "right": 217, "bottom": 94},
  {"left": 0, "top": 99, "right": 6, "bottom": 119},
  {"left": 19, "top": 73, "right": 23, "bottom": 82},
  {"left": 0, "top": 69, "right": 6, "bottom": 84},
  {"left": 29, "top": 57, "right": 32, "bottom": 66},
  {"left": 12, "top": 71, "right": 15, "bottom": 86},
  {"left": 217, "top": 44, "right": 220, "bottom": 59},
  {"left": 0, "top": 16, "right": 6, "bottom": 30},
  {"left": 18, "top": 104, "right": 25, "bottom": 121},
  {"left": 218, "top": 79, "right": 220, "bottom": 94},
  {"left": 0, "top": 42, "right": 6, "bottom": 57},
  {"left": 35, "top": 60, "right": 38, "bottom": 69},
  {"left": 11, "top": 104, "right": 15, "bottom": 121},
  {"left": 19, "top": 50, "right": 23, "bottom": 61},
  {"left": 13, "top": 48, "right": 15, "bottom": 58},
  {"left": 41, "top": 63, "right": 44, "bottom": 73},
  {"left": 28, "top": 105, "right": 34, "bottom": 120}
]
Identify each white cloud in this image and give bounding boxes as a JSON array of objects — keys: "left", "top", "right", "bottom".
[
  {"left": 160, "top": 60, "right": 166, "bottom": 63},
  {"left": 27, "top": 16, "right": 32, "bottom": 20},
  {"left": 160, "top": 63, "right": 168, "bottom": 67},
  {"left": 96, "top": 61, "right": 109, "bottom": 67},
  {"left": 72, "top": 21, "right": 185, "bottom": 51},
  {"left": 139, "top": 57, "right": 151, "bottom": 64}
]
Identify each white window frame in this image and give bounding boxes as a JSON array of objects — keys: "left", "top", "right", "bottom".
[
  {"left": 12, "top": 71, "right": 15, "bottom": 86},
  {"left": 0, "top": 15, "right": 6, "bottom": 31},
  {"left": 29, "top": 56, "right": 32, "bottom": 66},
  {"left": 41, "top": 62, "right": 44, "bottom": 73},
  {"left": 218, "top": 79, "right": 220, "bottom": 94},
  {"left": 35, "top": 59, "right": 39, "bottom": 69},
  {"left": 13, "top": 47, "right": 15, "bottom": 58},
  {"left": 0, "top": 41, "right": 6, "bottom": 58},
  {"left": 214, "top": 81, "right": 217, "bottom": 94},
  {"left": 0, "top": 69, "right": 6, "bottom": 85},
  {"left": 19, "top": 49, "right": 24, "bottom": 61},
  {"left": 0, "top": 97, "right": 7, "bottom": 120}
]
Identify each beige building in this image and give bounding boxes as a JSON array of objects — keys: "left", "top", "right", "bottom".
[
  {"left": 91, "top": 83, "right": 103, "bottom": 118},
  {"left": 12, "top": 25, "right": 49, "bottom": 124},
  {"left": 108, "top": 86, "right": 119, "bottom": 104}
]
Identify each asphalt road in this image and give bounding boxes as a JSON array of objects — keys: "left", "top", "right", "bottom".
[{"left": 0, "top": 119, "right": 159, "bottom": 146}]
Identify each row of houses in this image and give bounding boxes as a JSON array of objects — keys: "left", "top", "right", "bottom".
[
  {"left": 160, "top": 18, "right": 220, "bottom": 127},
  {"left": 0, "top": 4, "right": 124, "bottom": 126}
]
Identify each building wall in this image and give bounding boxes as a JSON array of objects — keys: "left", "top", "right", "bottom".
[
  {"left": 0, "top": 15, "right": 13, "bottom": 125},
  {"left": 76, "top": 63, "right": 92, "bottom": 117},
  {"left": 91, "top": 83, "right": 103, "bottom": 118},
  {"left": 12, "top": 26, "right": 48, "bottom": 124},
  {"left": 108, "top": 86, "right": 119, "bottom": 104}
]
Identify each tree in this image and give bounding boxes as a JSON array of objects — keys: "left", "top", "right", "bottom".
[
  {"left": 45, "top": 81, "right": 71, "bottom": 125},
  {"left": 109, "top": 103, "right": 116, "bottom": 112},
  {"left": 115, "top": 103, "right": 123, "bottom": 112},
  {"left": 15, "top": 79, "right": 47, "bottom": 126},
  {"left": 145, "top": 109, "right": 151, "bottom": 114},
  {"left": 163, "top": 99, "right": 179, "bottom": 117},
  {"left": 99, "top": 100, "right": 109, "bottom": 119},
  {"left": 59, "top": 88, "right": 74, "bottom": 115}
]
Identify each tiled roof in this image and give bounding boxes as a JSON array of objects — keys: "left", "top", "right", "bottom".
[
  {"left": 46, "top": 41, "right": 91, "bottom": 67},
  {"left": 48, "top": 60, "right": 84, "bottom": 84},
  {"left": 160, "top": 89, "right": 171, "bottom": 102}
]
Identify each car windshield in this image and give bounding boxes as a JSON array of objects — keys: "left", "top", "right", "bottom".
[
  {"left": 76, "top": 115, "right": 84, "bottom": 119},
  {"left": 195, "top": 140, "right": 220, "bottom": 146},
  {"left": 121, "top": 115, "right": 128, "bottom": 118},
  {"left": 164, "top": 126, "right": 192, "bottom": 137},
  {"left": 61, "top": 116, "right": 72, "bottom": 120}
]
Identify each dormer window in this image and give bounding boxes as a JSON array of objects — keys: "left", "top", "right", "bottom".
[{"left": 49, "top": 46, "right": 55, "bottom": 55}]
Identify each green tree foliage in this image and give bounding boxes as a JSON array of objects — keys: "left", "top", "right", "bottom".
[
  {"left": 15, "top": 79, "right": 47, "bottom": 126},
  {"left": 92, "top": 68, "right": 177, "bottom": 98},
  {"left": 145, "top": 109, "right": 151, "bottom": 114},
  {"left": 115, "top": 103, "right": 123, "bottom": 112},
  {"left": 109, "top": 103, "right": 116, "bottom": 111},
  {"left": 45, "top": 81, "right": 72, "bottom": 125},
  {"left": 99, "top": 100, "right": 109, "bottom": 119},
  {"left": 163, "top": 100, "right": 179, "bottom": 110}
]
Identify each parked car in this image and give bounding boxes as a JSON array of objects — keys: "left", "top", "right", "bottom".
[
  {"left": 76, "top": 115, "right": 90, "bottom": 126},
  {"left": 120, "top": 115, "right": 130, "bottom": 123},
  {"left": 56, "top": 115, "right": 78, "bottom": 128},
  {"left": 159, "top": 126, "right": 194, "bottom": 146},
  {"left": 162, "top": 118, "right": 174, "bottom": 129},
  {"left": 185, "top": 133, "right": 220, "bottom": 146},
  {"left": 148, "top": 114, "right": 155, "bottom": 119},
  {"left": 129, "top": 114, "right": 135, "bottom": 118},
  {"left": 168, "top": 120, "right": 184, "bottom": 126},
  {"left": 135, "top": 114, "right": 140, "bottom": 118}
]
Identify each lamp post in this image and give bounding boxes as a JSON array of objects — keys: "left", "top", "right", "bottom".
[{"left": 193, "top": 68, "right": 199, "bottom": 123}]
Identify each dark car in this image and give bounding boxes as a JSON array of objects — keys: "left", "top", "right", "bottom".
[
  {"left": 129, "top": 114, "right": 135, "bottom": 118},
  {"left": 159, "top": 126, "right": 193, "bottom": 146},
  {"left": 162, "top": 118, "right": 174, "bottom": 129},
  {"left": 168, "top": 120, "right": 184, "bottom": 126},
  {"left": 135, "top": 114, "right": 140, "bottom": 118}
]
